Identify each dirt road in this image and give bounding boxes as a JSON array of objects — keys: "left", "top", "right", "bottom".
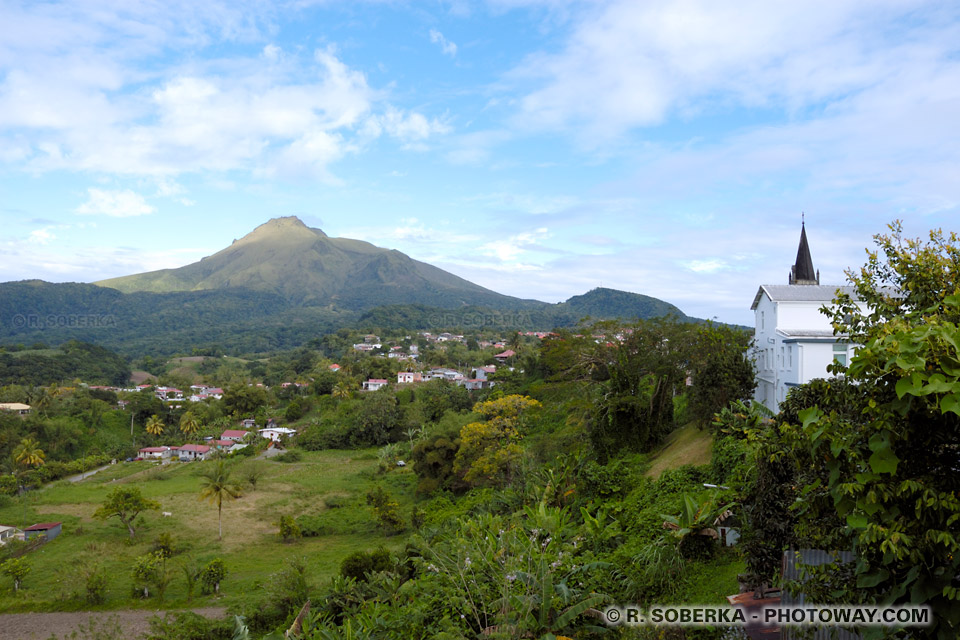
[{"left": 0, "top": 607, "right": 227, "bottom": 640}]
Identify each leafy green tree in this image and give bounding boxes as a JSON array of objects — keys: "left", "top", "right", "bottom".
[
  {"left": 688, "top": 322, "right": 756, "bottom": 428},
  {"left": 199, "top": 558, "right": 227, "bottom": 594},
  {"left": 785, "top": 223, "right": 960, "bottom": 639},
  {"left": 223, "top": 384, "right": 269, "bottom": 416},
  {"left": 198, "top": 459, "right": 243, "bottom": 541},
  {"left": 94, "top": 486, "right": 160, "bottom": 539},
  {"left": 1, "top": 557, "right": 30, "bottom": 593},
  {"left": 131, "top": 551, "right": 170, "bottom": 599},
  {"left": 353, "top": 390, "right": 402, "bottom": 446}
]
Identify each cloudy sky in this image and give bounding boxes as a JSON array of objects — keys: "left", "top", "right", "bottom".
[{"left": 1, "top": 1, "right": 958, "bottom": 325}]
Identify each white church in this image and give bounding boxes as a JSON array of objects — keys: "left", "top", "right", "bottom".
[{"left": 751, "top": 223, "right": 858, "bottom": 414}]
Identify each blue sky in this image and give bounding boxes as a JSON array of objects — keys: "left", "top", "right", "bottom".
[{"left": 1, "top": 1, "right": 958, "bottom": 325}]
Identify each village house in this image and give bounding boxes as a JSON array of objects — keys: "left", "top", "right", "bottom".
[
  {"left": 0, "top": 403, "right": 31, "bottom": 416},
  {"left": 177, "top": 444, "right": 210, "bottom": 461},
  {"left": 0, "top": 525, "right": 23, "bottom": 546},
  {"left": 397, "top": 371, "right": 423, "bottom": 384},
  {"left": 23, "top": 522, "right": 62, "bottom": 541},
  {"left": 220, "top": 429, "right": 249, "bottom": 442},
  {"left": 362, "top": 379, "right": 390, "bottom": 391},
  {"left": 459, "top": 378, "right": 494, "bottom": 391},
  {"left": 259, "top": 426, "right": 296, "bottom": 442},
  {"left": 751, "top": 222, "right": 862, "bottom": 413},
  {"left": 426, "top": 368, "right": 462, "bottom": 381},
  {"left": 493, "top": 349, "right": 516, "bottom": 364},
  {"left": 329, "top": 364, "right": 341, "bottom": 372},
  {"left": 138, "top": 446, "right": 174, "bottom": 460},
  {"left": 240, "top": 418, "right": 257, "bottom": 429},
  {"left": 472, "top": 365, "right": 496, "bottom": 381}
]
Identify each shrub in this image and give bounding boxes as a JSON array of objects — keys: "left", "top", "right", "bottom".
[
  {"left": 274, "top": 450, "right": 301, "bottom": 463},
  {"left": 339, "top": 547, "right": 392, "bottom": 581},
  {"left": 275, "top": 515, "right": 302, "bottom": 543},
  {"left": 85, "top": 567, "right": 108, "bottom": 605},
  {"left": 366, "top": 486, "right": 405, "bottom": 534},
  {"left": 200, "top": 558, "right": 227, "bottom": 595}
]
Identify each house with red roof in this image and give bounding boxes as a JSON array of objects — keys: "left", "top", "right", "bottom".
[
  {"left": 138, "top": 446, "right": 174, "bottom": 460},
  {"left": 220, "top": 429, "right": 249, "bottom": 442},
  {"left": 493, "top": 349, "right": 515, "bottom": 364},
  {"left": 177, "top": 444, "right": 210, "bottom": 461}
]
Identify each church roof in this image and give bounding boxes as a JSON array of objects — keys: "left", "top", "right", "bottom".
[{"left": 750, "top": 284, "right": 856, "bottom": 310}]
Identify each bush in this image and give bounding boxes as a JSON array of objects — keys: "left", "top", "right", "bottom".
[
  {"left": 274, "top": 450, "right": 301, "bottom": 463},
  {"left": 339, "top": 547, "right": 392, "bottom": 581},
  {"left": 366, "top": 486, "right": 405, "bottom": 534},
  {"left": 86, "top": 568, "right": 108, "bottom": 605},
  {"left": 276, "top": 515, "right": 302, "bottom": 543},
  {"left": 200, "top": 558, "right": 227, "bottom": 595}
]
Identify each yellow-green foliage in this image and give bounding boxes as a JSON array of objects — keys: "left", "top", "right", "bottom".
[{"left": 454, "top": 395, "right": 541, "bottom": 487}]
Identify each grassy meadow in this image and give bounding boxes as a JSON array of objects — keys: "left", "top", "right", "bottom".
[{"left": 0, "top": 450, "right": 415, "bottom": 613}]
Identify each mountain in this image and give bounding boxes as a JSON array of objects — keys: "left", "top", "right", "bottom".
[
  {"left": 96, "top": 217, "right": 533, "bottom": 310},
  {"left": 0, "top": 217, "right": 697, "bottom": 357}
]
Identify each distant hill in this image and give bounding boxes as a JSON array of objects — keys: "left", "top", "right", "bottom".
[
  {"left": 0, "top": 217, "right": 697, "bottom": 357},
  {"left": 97, "top": 217, "right": 536, "bottom": 310}
]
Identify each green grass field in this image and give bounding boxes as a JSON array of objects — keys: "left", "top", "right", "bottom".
[
  {"left": 644, "top": 423, "right": 714, "bottom": 478},
  {"left": 0, "top": 450, "right": 416, "bottom": 613}
]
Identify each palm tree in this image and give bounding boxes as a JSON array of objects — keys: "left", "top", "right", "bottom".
[
  {"left": 13, "top": 438, "right": 45, "bottom": 469},
  {"left": 145, "top": 414, "right": 165, "bottom": 437},
  {"left": 13, "top": 438, "right": 44, "bottom": 495},
  {"left": 332, "top": 380, "right": 353, "bottom": 401},
  {"left": 179, "top": 411, "right": 201, "bottom": 440},
  {"left": 198, "top": 459, "right": 243, "bottom": 541}
]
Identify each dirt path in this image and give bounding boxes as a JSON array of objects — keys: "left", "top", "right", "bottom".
[
  {"left": 0, "top": 606, "right": 227, "bottom": 640},
  {"left": 66, "top": 463, "right": 113, "bottom": 483}
]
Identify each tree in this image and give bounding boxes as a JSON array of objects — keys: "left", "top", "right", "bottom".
[
  {"left": 454, "top": 395, "right": 541, "bottom": 487},
  {"left": 785, "top": 223, "right": 960, "bottom": 639},
  {"left": 179, "top": 411, "right": 201, "bottom": 439},
  {"left": 198, "top": 459, "right": 243, "bottom": 541},
  {"left": 131, "top": 551, "right": 169, "bottom": 599},
  {"left": 145, "top": 414, "right": 165, "bottom": 437},
  {"left": 13, "top": 437, "right": 44, "bottom": 469},
  {"left": 688, "top": 323, "right": 756, "bottom": 429},
  {"left": 1, "top": 557, "right": 30, "bottom": 593},
  {"left": 94, "top": 486, "right": 161, "bottom": 539},
  {"left": 332, "top": 380, "right": 354, "bottom": 401},
  {"left": 223, "top": 384, "right": 269, "bottom": 415},
  {"left": 199, "top": 558, "right": 227, "bottom": 594},
  {"left": 240, "top": 462, "right": 266, "bottom": 491}
]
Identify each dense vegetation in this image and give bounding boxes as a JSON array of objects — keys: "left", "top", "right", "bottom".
[{"left": 1, "top": 222, "right": 954, "bottom": 640}]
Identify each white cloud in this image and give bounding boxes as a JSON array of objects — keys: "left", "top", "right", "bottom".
[
  {"left": 510, "top": 1, "right": 957, "bottom": 141},
  {"left": 28, "top": 228, "right": 55, "bottom": 245},
  {"left": 429, "top": 29, "right": 458, "bottom": 57},
  {"left": 481, "top": 227, "right": 549, "bottom": 261},
  {"left": 76, "top": 188, "right": 156, "bottom": 217}
]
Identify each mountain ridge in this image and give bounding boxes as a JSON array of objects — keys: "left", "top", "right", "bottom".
[{"left": 96, "top": 216, "right": 533, "bottom": 310}]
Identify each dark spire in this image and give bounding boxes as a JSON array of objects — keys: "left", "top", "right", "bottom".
[{"left": 789, "top": 218, "right": 819, "bottom": 285}]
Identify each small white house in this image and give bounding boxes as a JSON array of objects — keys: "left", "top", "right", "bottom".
[
  {"left": 220, "top": 429, "right": 249, "bottom": 442},
  {"left": 397, "top": 372, "right": 422, "bottom": 384},
  {"left": 362, "top": 379, "right": 389, "bottom": 391},
  {"left": 0, "top": 525, "right": 23, "bottom": 546},
  {"left": 138, "top": 446, "right": 174, "bottom": 460},
  {"left": 259, "top": 427, "right": 296, "bottom": 442}
]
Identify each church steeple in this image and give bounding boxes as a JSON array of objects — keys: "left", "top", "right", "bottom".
[{"left": 789, "top": 217, "right": 819, "bottom": 285}]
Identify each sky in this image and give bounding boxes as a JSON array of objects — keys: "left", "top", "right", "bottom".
[{"left": 1, "top": 0, "right": 958, "bottom": 325}]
